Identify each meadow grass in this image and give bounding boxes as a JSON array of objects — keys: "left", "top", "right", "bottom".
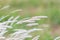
[{"left": 0, "top": 0, "right": 60, "bottom": 40}]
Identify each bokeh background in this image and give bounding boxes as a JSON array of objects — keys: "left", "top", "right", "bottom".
[{"left": 0, "top": 0, "right": 60, "bottom": 40}]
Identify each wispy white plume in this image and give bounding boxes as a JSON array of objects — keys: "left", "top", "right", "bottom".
[
  {"left": 10, "top": 16, "right": 20, "bottom": 26},
  {"left": 32, "top": 16, "right": 48, "bottom": 19},
  {"left": 0, "top": 15, "right": 9, "bottom": 21},
  {"left": 17, "top": 16, "right": 48, "bottom": 24},
  {"left": 16, "top": 19, "right": 35, "bottom": 24},
  {"left": 10, "top": 9, "right": 23, "bottom": 13},
  {"left": 0, "top": 5, "right": 10, "bottom": 10},
  {"left": 7, "top": 28, "right": 42, "bottom": 40},
  {"left": 54, "top": 36, "right": 60, "bottom": 40},
  {"left": 8, "top": 16, "right": 14, "bottom": 21},
  {"left": 32, "top": 35, "right": 40, "bottom": 40},
  {"left": 26, "top": 23, "right": 39, "bottom": 26},
  {"left": 28, "top": 28, "right": 43, "bottom": 32},
  {"left": 0, "top": 15, "right": 48, "bottom": 40}
]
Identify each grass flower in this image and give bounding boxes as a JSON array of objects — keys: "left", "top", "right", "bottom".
[
  {"left": 26, "top": 23, "right": 39, "bottom": 26},
  {"left": 32, "top": 35, "right": 40, "bottom": 40},
  {"left": 10, "top": 9, "right": 23, "bottom": 13},
  {"left": 0, "top": 5, "right": 10, "bottom": 10},
  {"left": 54, "top": 36, "right": 60, "bottom": 40},
  {"left": 0, "top": 15, "right": 47, "bottom": 40}
]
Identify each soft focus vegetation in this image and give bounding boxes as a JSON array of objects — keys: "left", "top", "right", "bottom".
[{"left": 0, "top": 0, "right": 60, "bottom": 40}]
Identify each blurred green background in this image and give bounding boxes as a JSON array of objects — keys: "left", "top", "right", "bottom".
[{"left": 0, "top": 0, "right": 60, "bottom": 40}]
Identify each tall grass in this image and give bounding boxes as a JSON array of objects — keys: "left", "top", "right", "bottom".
[
  {"left": 0, "top": 15, "right": 49, "bottom": 40},
  {"left": 0, "top": 0, "right": 60, "bottom": 40}
]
